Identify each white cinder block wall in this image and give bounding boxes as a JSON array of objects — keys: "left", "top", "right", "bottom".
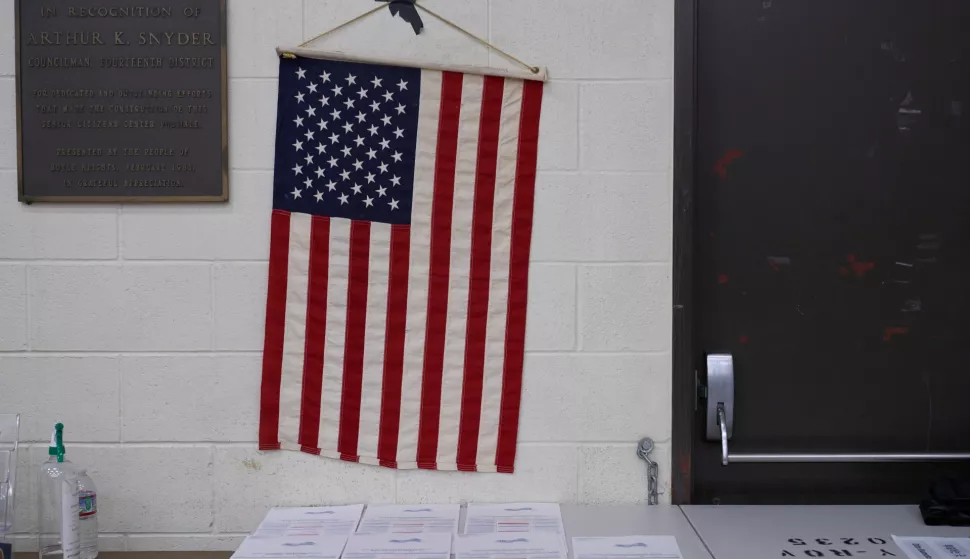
[{"left": 0, "top": 0, "right": 673, "bottom": 550}]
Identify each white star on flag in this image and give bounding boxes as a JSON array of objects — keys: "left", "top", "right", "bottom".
[
  {"left": 346, "top": 74, "right": 357, "bottom": 85},
  {"left": 388, "top": 198, "right": 399, "bottom": 210},
  {"left": 291, "top": 187, "right": 302, "bottom": 198},
  {"left": 370, "top": 76, "right": 382, "bottom": 88},
  {"left": 308, "top": 83, "right": 318, "bottom": 94},
  {"left": 292, "top": 164, "right": 303, "bottom": 175},
  {"left": 320, "top": 70, "right": 330, "bottom": 83},
  {"left": 397, "top": 79, "right": 408, "bottom": 90},
  {"left": 295, "top": 67, "right": 306, "bottom": 79},
  {"left": 313, "top": 191, "right": 324, "bottom": 202},
  {"left": 338, "top": 193, "right": 349, "bottom": 205},
  {"left": 292, "top": 140, "right": 303, "bottom": 151},
  {"left": 363, "top": 196, "right": 374, "bottom": 208},
  {"left": 295, "top": 92, "right": 305, "bottom": 103}
]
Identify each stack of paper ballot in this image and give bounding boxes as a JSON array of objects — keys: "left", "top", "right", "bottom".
[{"left": 231, "top": 503, "right": 683, "bottom": 559}]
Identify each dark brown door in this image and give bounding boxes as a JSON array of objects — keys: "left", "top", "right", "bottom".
[{"left": 685, "top": 0, "right": 970, "bottom": 503}]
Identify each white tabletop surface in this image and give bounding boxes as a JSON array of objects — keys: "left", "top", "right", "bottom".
[
  {"left": 561, "top": 505, "right": 713, "bottom": 559},
  {"left": 683, "top": 505, "right": 970, "bottom": 558}
]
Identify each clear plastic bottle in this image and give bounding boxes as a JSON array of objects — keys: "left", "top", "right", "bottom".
[
  {"left": 76, "top": 471, "right": 98, "bottom": 559},
  {"left": 38, "top": 423, "right": 80, "bottom": 559}
]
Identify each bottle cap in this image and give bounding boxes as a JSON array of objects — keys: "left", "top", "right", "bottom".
[
  {"left": 47, "top": 422, "right": 66, "bottom": 462},
  {"left": 47, "top": 423, "right": 61, "bottom": 456}
]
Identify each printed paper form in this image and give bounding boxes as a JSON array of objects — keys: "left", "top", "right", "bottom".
[
  {"left": 231, "top": 535, "right": 349, "bottom": 559},
  {"left": 464, "top": 503, "right": 565, "bottom": 536},
  {"left": 454, "top": 532, "right": 565, "bottom": 559},
  {"left": 341, "top": 532, "right": 452, "bottom": 559},
  {"left": 572, "top": 536, "right": 683, "bottom": 559},
  {"left": 356, "top": 504, "right": 460, "bottom": 534},
  {"left": 893, "top": 536, "right": 970, "bottom": 559},
  {"left": 254, "top": 505, "right": 365, "bottom": 538}
]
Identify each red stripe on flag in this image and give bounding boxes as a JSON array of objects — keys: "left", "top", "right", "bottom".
[
  {"left": 457, "top": 76, "right": 505, "bottom": 469},
  {"left": 496, "top": 80, "right": 544, "bottom": 473},
  {"left": 259, "top": 210, "right": 292, "bottom": 450},
  {"left": 338, "top": 220, "right": 372, "bottom": 459},
  {"left": 298, "top": 216, "right": 331, "bottom": 453},
  {"left": 377, "top": 224, "right": 412, "bottom": 467},
  {"left": 417, "top": 71, "right": 464, "bottom": 468}
]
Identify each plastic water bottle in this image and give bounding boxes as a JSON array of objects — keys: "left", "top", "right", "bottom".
[
  {"left": 76, "top": 470, "right": 98, "bottom": 559},
  {"left": 37, "top": 423, "right": 80, "bottom": 559}
]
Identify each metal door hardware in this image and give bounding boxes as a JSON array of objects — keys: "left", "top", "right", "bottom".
[
  {"left": 706, "top": 354, "right": 970, "bottom": 465},
  {"left": 705, "top": 355, "right": 734, "bottom": 442}
]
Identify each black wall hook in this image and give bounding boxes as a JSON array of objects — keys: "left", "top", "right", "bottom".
[{"left": 376, "top": 0, "right": 424, "bottom": 35}]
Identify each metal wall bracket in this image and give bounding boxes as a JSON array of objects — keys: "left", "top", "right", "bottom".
[{"left": 637, "top": 438, "right": 660, "bottom": 505}]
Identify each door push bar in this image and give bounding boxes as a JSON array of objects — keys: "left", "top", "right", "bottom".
[{"left": 705, "top": 354, "right": 970, "bottom": 466}]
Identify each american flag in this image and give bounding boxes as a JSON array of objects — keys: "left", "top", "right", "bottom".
[{"left": 259, "top": 54, "right": 543, "bottom": 473}]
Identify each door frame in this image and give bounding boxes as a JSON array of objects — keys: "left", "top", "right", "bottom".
[{"left": 670, "top": 0, "right": 698, "bottom": 505}]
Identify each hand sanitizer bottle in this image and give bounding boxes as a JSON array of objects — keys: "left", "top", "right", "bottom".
[
  {"left": 37, "top": 423, "right": 80, "bottom": 559},
  {"left": 76, "top": 470, "right": 98, "bottom": 559}
]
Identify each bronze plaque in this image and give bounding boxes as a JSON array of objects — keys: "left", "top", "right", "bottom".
[{"left": 15, "top": 0, "right": 228, "bottom": 203}]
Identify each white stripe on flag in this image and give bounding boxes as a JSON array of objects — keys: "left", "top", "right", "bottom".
[
  {"left": 476, "top": 79, "right": 524, "bottom": 468},
  {"left": 318, "top": 217, "right": 351, "bottom": 453},
  {"left": 436, "top": 74, "right": 484, "bottom": 465},
  {"left": 398, "top": 69, "right": 443, "bottom": 465},
  {"left": 278, "top": 212, "right": 312, "bottom": 450},
  {"left": 357, "top": 223, "right": 392, "bottom": 460}
]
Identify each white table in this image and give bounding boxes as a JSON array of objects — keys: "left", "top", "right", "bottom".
[
  {"left": 561, "top": 505, "right": 713, "bottom": 559},
  {"left": 683, "top": 505, "right": 970, "bottom": 558}
]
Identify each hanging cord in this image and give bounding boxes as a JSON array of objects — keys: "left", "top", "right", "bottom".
[
  {"left": 291, "top": 3, "right": 388, "bottom": 53},
  {"left": 284, "top": 1, "right": 540, "bottom": 75},
  {"left": 414, "top": 3, "right": 539, "bottom": 74}
]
